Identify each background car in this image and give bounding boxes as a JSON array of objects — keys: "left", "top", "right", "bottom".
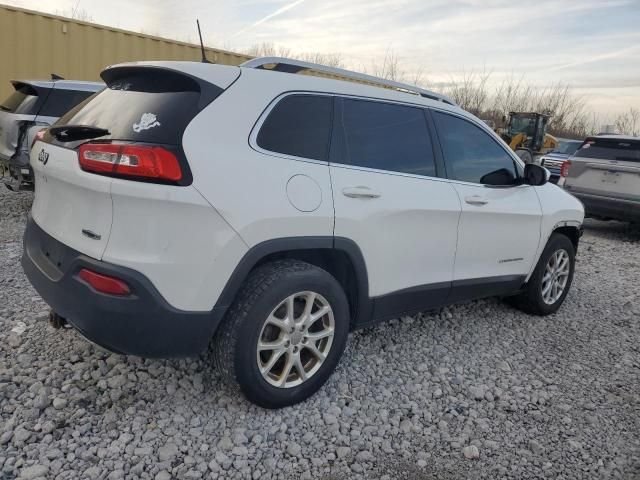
[
  {"left": 540, "top": 138, "right": 583, "bottom": 183},
  {"left": 560, "top": 135, "right": 640, "bottom": 223},
  {"left": 0, "top": 77, "right": 103, "bottom": 190}
]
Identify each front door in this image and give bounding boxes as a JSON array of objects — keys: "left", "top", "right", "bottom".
[{"left": 431, "top": 109, "right": 542, "bottom": 300}]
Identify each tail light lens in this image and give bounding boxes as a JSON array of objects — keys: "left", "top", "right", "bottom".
[
  {"left": 31, "top": 128, "right": 47, "bottom": 149},
  {"left": 78, "top": 143, "right": 182, "bottom": 182},
  {"left": 560, "top": 160, "right": 571, "bottom": 178},
  {"left": 78, "top": 268, "right": 131, "bottom": 296}
]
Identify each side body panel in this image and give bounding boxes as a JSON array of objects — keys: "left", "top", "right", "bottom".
[
  {"left": 449, "top": 182, "right": 543, "bottom": 281},
  {"left": 183, "top": 72, "right": 335, "bottom": 253}
]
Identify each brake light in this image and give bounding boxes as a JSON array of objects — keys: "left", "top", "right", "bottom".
[
  {"left": 78, "top": 144, "right": 182, "bottom": 182},
  {"left": 78, "top": 268, "right": 131, "bottom": 296},
  {"left": 31, "top": 128, "right": 46, "bottom": 149},
  {"left": 560, "top": 160, "right": 571, "bottom": 178}
]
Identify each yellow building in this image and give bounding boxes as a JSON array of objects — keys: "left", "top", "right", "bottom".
[{"left": 0, "top": 4, "right": 252, "bottom": 101}]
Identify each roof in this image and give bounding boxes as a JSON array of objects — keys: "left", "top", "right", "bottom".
[
  {"left": 11, "top": 79, "right": 104, "bottom": 92},
  {"left": 240, "top": 57, "right": 456, "bottom": 106},
  {"left": 590, "top": 134, "right": 640, "bottom": 141}
]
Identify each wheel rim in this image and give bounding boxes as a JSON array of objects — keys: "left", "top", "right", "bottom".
[
  {"left": 257, "top": 291, "right": 335, "bottom": 388},
  {"left": 541, "top": 249, "right": 570, "bottom": 305}
]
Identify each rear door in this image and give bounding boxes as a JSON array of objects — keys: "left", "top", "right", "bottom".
[
  {"left": 564, "top": 137, "right": 640, "bottom": 201},
  {"left": 30, "top": 141, "right": 113, "bottom": 259},
  {"left": 330, "top": 97, "right": 460, "bottom": 315}
]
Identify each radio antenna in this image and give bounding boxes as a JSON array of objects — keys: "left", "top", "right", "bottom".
[{"left": 197, "top": 20, "right": 213, "bottom": 63}]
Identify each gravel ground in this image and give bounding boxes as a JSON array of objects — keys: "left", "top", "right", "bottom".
[{"left": 1, "top": 187, "right": 639, "bottom": 480}]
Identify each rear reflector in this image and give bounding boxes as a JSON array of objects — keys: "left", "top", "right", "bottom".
[
  {"left": 79, "top": 143, "right": 182, "bottom": 182},
  {"left": 560, "top": 160, "right": 571, "bottom": 178},
  {"left": 78, "top": 268, "right": 131, "bottom": 296}
]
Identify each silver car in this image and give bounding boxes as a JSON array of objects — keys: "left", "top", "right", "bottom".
[
  {"left": 0, "top": 78, "right": 103, "bottom": 190},
  {"left": 561, "top": 135, "right": 640, "bottom": 223}
]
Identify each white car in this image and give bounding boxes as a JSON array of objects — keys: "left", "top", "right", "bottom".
[{"left": 23, "top": 58, "right": 584, "bottom": 408}]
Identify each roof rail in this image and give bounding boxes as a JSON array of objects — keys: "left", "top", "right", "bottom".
[{"left": 240, "top": 56, "right": 456, "bottom": 106}]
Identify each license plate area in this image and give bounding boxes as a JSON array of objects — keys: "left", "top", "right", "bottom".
[{"left": 601, "top": 171, "right": 619, "bottom": 184}]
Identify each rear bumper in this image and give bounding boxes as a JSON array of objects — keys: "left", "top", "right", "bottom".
[
  {"left": 570, "top": 191, "right": 640, "bottom": 222},
  {"left": 22, "top": 215, "right": 226, "bottom": 357}
]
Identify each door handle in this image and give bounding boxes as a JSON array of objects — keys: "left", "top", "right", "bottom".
[
  {"left": 342, "top": 186, "right": 381, "bottom": 199},
  {"left": 464, "top": 195, "right": 489, "bottom": 206}
]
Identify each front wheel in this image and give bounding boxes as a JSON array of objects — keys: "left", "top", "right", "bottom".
[
  {"left": 508, "top": 233, "right": 576, "bottom": 315},
  {"left": 213, "top": 260, "right": 350, "bottom": 408}
]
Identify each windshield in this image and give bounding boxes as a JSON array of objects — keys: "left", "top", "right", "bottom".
[
  {"left": 554, "top": 140, "right": 582, "bottom": 155},
  {"left": 510, "top": 115, "right": 537, "bottom": 136},
  {"left": 0, "top": 84, "right": 41, "bottom": 114}
]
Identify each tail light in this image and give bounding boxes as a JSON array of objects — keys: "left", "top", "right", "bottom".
[
  {"left": 78, "top": 143, "right": 182, "bottom": 182},
  {"left": 560, "top": 160, "right": 571, "bottom": 178},
  {"left": 31, "top": 128, "right": 47, "bottom": 149},
  {"left": 78, "top": 268, "right": 131, "bottom": 296}
]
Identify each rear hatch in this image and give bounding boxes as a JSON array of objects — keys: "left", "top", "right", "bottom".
[
  {"left": 564, "top": 137, "right": 640, "bottom": 201},
  {"left": 0, "top": 82, "right": 43, "bottom": 160},
  {"left": 31, "top": 63, "right": 239, "bottom": 260}
]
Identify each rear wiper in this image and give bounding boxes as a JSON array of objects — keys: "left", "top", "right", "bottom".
[
  {"left": 0, "top": 105, "right": 11, "bottom": 112},
  {"left": 49, "top": 125, "right": 110, "bottom": 142}
]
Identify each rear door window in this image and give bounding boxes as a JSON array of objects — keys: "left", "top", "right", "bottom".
[
  {"left": 0, "top": 84, "right": 42, "bottom": 115},
  {"left": 433, "top": 110, "right": 519, "bottom": 185},
  {"left": 38, "top": 89, "right": 98, "bottom": 117},
  {"left": 337, "top": 98, "right": 436, "bottom": 177},
  {"left": 257, "top": 94, "right": 333, "bottom": 161},
  {"left": 574, "top": 138, "right": 640, "bottom": 162},
  {"left": 53, "top": 68, "right": 222, "bottom": 146}
]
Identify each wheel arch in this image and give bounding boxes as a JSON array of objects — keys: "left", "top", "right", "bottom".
[
  {"left": 552, "top": 224, "right": 582, "bottom": 252},
  {"left": 214, "top": 237, "right": 371, "bottom": 328}
]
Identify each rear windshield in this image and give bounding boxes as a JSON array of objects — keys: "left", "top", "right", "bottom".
[
  {"left": 575, "top": 138, "right": 640, "bottom": 162},
  {"left": 39, "top": 88, "right": 97, "bottom": 117},
  {"left": 53, "top": 68, "right": 221, "bottom": 145},
  {"left": 0, "top": 84, "right": 41, "bottom": 115},
  {"left": 555, "top": 140, "right": 582, "bottom": 156}
]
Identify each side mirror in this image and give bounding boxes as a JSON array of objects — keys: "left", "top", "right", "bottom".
[{"left": 524, "top": 163, "right": 549, "bottom": 186}]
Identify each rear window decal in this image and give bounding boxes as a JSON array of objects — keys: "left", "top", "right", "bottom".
[{"left": 133, "top": 113, "right": 161, "bottom": 133}]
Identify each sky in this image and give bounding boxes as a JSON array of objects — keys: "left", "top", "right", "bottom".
[{"left": 4, "top": 0, "right": 640, "bottom": 117}]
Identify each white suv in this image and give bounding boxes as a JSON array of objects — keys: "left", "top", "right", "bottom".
[{"left": 23, "top": 58, "right": 584, "bottom": 408}]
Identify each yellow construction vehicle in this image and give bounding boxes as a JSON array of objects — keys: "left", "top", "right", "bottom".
[{"left": 498, "top": 112, "right": 558, "bottom": 164}]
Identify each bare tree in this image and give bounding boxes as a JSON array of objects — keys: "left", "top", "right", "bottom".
[
  {"left": 445, "top": 68, "right": 491, "bottom": 116},
  {"left": 614, "top": 108, "right": 640, "bottom": 136},
  {"left": 55, "top": 2, "right": 93, "bottom": 22},
  {"left": 244, "top": 43, "right": 344, "bottom": 68}
]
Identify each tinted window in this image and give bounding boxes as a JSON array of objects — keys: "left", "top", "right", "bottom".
[
  {"left": 257, "top": 95, "right": 333, "bottom": 161},
  {"left": 574, "top": 138, "right": 640, "bottom": 163},
  {"left": 555, "top": 140, "right": 582, "bottom": 156},
  {"left": 340, "top": 99, "right": 436, "bottom": 177},
  {"left": 0, "top": 84, "right": 41, "bottom": 115},
  {"left": 52, "top": 70, "right": 214, "bottom": 146},
  {"left": 39, "top": 89, "right": 97, "bottom": 117},
  {"left": 434, "top": 111, "right": 518, "bottom": 185}
]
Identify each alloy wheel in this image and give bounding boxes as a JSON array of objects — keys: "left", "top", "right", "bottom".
[
  {"left": 541, "top": 249, "right": 570, "bottom": 305},
  {"left": 257, "top": 291, "right": 335, "bottom": 388}
]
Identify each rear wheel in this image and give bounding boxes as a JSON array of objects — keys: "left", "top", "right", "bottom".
[
  {"left": 213, "top": 260, "right": 349, "bottom": 408},
  {"left": 508, "top": 233, "right": 576, "bottom": 315}
]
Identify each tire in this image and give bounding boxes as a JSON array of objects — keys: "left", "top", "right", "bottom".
[
  {"left": 508, "top": 233, "right": 576, "bottom": 315},
  {"left": 213, "top": 259, "right": 350, "bottom": 408}
]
